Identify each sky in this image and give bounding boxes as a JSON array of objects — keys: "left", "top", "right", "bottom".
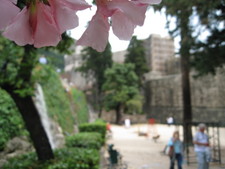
[{"left": 70, "top": 5, "right": 179, "bottom": 52}]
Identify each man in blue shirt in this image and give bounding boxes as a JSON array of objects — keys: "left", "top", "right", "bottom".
[{"left": 193, "top": 123, "right": 210, "bottom": 169}]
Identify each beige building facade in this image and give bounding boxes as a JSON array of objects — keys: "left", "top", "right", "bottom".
[{"left": 144, "top": 34, "right": 176, "bottom": 77}]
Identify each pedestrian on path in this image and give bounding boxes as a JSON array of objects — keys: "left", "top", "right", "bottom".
[
  {"left": 167, "top": 131, "right": 183, "bottom": 169},
  {"left": 193, "top": 123, "right": 210, "bottom": 169}
]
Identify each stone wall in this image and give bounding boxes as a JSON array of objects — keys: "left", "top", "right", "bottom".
[{"left": 145, "top": 71, "right": 225, "bottom": 124}]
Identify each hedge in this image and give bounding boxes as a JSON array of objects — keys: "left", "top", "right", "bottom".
[
  {"left": 66, "top": 132, "right": 102, "bottom": 149},
  {"left": 78, "top": 121, "right": 107, "bottom": 143},
  {"left": 2, "top": 148, "right": 100, "bottom": 169}
]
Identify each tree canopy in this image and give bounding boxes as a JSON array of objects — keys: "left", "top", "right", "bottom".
[
  {"left": 191, "top": 29, "right": 225, "bottom": 76},
  {"left": 103, "top": 63, "right": 142, "bottom": 123},
  {"left": 77, "top": 43, "right": 113, "bottom": 115},
  {"left": 77, "top": 43, "right": 113, "bottom": 91},
  {"left": 125, "top": 36, "right": 149, "bottom": 87}
]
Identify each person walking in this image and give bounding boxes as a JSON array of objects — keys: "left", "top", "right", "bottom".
[
  {"left": 168, "top": 131, "right": 183, "bottom": 169},
  {"left": 193, "top": 123, "right": 210, "bottom": 169}
]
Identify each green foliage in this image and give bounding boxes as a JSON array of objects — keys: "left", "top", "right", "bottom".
[
  {"left": 78, "top": 122, "right": 107, "bottom": 141},
  {"left": 34, "top": 65, "right": 75, "bottom": 134},
  {"left": 2, "top": 148, "right": 100, "bottom": 169},
  {"left": 77, "top": 43, "right": 113, "bottom": 91},
  {"left": 125, "top": 95, "right": 143, "bottom": 114},
  {"left": 50, "top": 33, "right": 75, "bottom": 55},
  {"left": 191, "top": 29, "right": 225, "bottom": 76},
  {"left": 71, "top": 88, "right": 89, "bottom": 125},
  {"left": 77, "top": 43, "right": 113, "bottom": 112},
  {"left": 2, "top": 152, "right": 38, "bottom": 169},
  {"left": 0, "top": 31, "right": 74, "bottom": 92},
  {"left": 43, "top": 33, "right": 75, "bottom": 56},
  {"left": 0, "top": 33, "right": 75, "bottom": 161},
  {"left": 103, "top": 63, "right": 142, "bottom": 113},
  {"left": 66, "top": 132, "right": 102, "bottom": 149},
  {"left": 0, "top": 36, "right": 37, "bottom": 97},
  {"left": 0, "top": 89, "right": 27, "bottom": 150},
  {"left": 0, "top": 36, "right": 24, "bottom": 86},
  {"left": 54, "top": 148, "right": 100, "bottom": 169},
  {"left": 125, "top": 36, "right": 149, "bottom": 87},
  {"left": 3, "top": 45, "right": 39, "bottom": 97},
  {"left": 190, "top": 0, "right": 225, "bottom": 76}
]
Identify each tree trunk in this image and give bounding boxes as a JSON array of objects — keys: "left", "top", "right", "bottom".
[
  {"left": 115, "top": 104, "right": 123, "bottom": 124},
  {"left": 97, "top": 91, "right": 103, "bottom": 118},
  {"left": 179, "top": 9, "right": 193, "bottom": 145},
  {"left": 8, "top": 91, "right": 54, "bottom": 161},
  {"left": 1, "top": 45, "right": 54, "bottom": 161},
  {"left": 97, "top": 81, "right": 105, "bottom": 119}
]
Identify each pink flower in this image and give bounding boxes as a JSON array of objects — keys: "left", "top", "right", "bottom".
[
  {"left": 3, "top": 2, "right": 61, "bottom": 48},
  {"left": 0, "top": 0, "right": 20, "bottom": 31},
  {"left": 77, "top": 0, "right": 161, "bottom": 52},
  {"left": 3, "top": 0, "right": 90, "bottom": 48},
  {"left": 76, "top": 12, "right": 110, "bottom": 52},
  {"left": 49, "top": 0, "right": 91, "bottom": 33}
]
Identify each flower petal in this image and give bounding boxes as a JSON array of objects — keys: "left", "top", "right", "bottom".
[
  {"left": 111, "top": 10, "right": 135, "bottom": 40},
  {"left": 49, "top": 0, "right": 79, "bottom": 33},
  {"left": 108, "top": 0, "right": 148, "bottom": 26},
  {"left": 33, "top": 3, "right": 61, "bottom": 48},
  {"left": 0, "top": 0, "right": 20, "bottom": 30},
  {"left": 62, "top": 0, "right": 91, "bottom": 10},
  {"left": 136, "top": 0, "right": 162, "bottom": 4},
  {"left": 77, "top": 12, "right": 110, "bottom": 52},
  {"left": 3, "top": 7, "right": 33, "bottom": 46},
  {"left": 9, "top": 0, "right": 17, "bottom": 4}
]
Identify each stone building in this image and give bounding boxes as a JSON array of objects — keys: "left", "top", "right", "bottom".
[
  {"left": 112, "top": 50, "right": 126, "bottom": 63},
  {"left": 63, "top": 35, "right": 225, "bottom": 124},
  {"left": 63, "top": 34, "right": 176, "bottom": 89},
  {"left": 142, "top": 35, "right": 225, "bottom": 124},
  {"left": 144, "top": 69, "right": 225, "bottom": 124},
  {"left": 64, "top": 46, "right": 92, "bottom": 90},
  {"left": 64, "top": 47, "right": 128, "bottom": 90},
  {"left": 143, "top": 34, "right": 176, "bottom": 76}
]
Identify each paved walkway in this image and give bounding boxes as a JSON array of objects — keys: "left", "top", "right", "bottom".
[{"left": 106, "top": 124, "right": 225, "bottom": 169}]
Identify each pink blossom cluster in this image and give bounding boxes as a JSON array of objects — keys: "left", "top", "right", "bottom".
[{"left": 0, "top": 0, "right": 161, "bottom": 52}]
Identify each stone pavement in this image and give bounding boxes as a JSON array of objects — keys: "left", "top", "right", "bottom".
[{"left": 106, "top": 124, "right": 225, "bottom": 169}]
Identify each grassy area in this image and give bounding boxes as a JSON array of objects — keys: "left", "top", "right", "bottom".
[
  {"left": 71, "top": 88, "right": 89, "bottom": 125},
  {"left": 35, "top": 65, "right": 75, "bottom": 134}
]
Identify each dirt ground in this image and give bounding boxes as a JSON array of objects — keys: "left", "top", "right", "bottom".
[{"left": 104, "top": 124, "right": 225, "bottom": 169}]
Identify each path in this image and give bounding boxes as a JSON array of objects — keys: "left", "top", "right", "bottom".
[{"left": 106, "top": 124, "right": 225, "bottom": 169}]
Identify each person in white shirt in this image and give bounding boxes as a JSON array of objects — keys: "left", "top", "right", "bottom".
[{"left": 193, "top": 123, "right": 210, "bottom": 169}]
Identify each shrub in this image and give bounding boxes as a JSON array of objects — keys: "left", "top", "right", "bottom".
[
  {"left": 65, "top": 132, "right": 102, "bottom": 149},
  {"left": 78, "top": 121, "right": 106, "bottom": 142},
  {"left": 2, "top": 152, "right": 38, "bottom": 169},
  {"left": 3, "top": 148, "right": 100, "bottom": 169},
  {"left": 52, "top": 148, "right": 99, "bottom": 169},
  {"left": 0, "top": 89, "right": 27, "bottom": 150}
]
